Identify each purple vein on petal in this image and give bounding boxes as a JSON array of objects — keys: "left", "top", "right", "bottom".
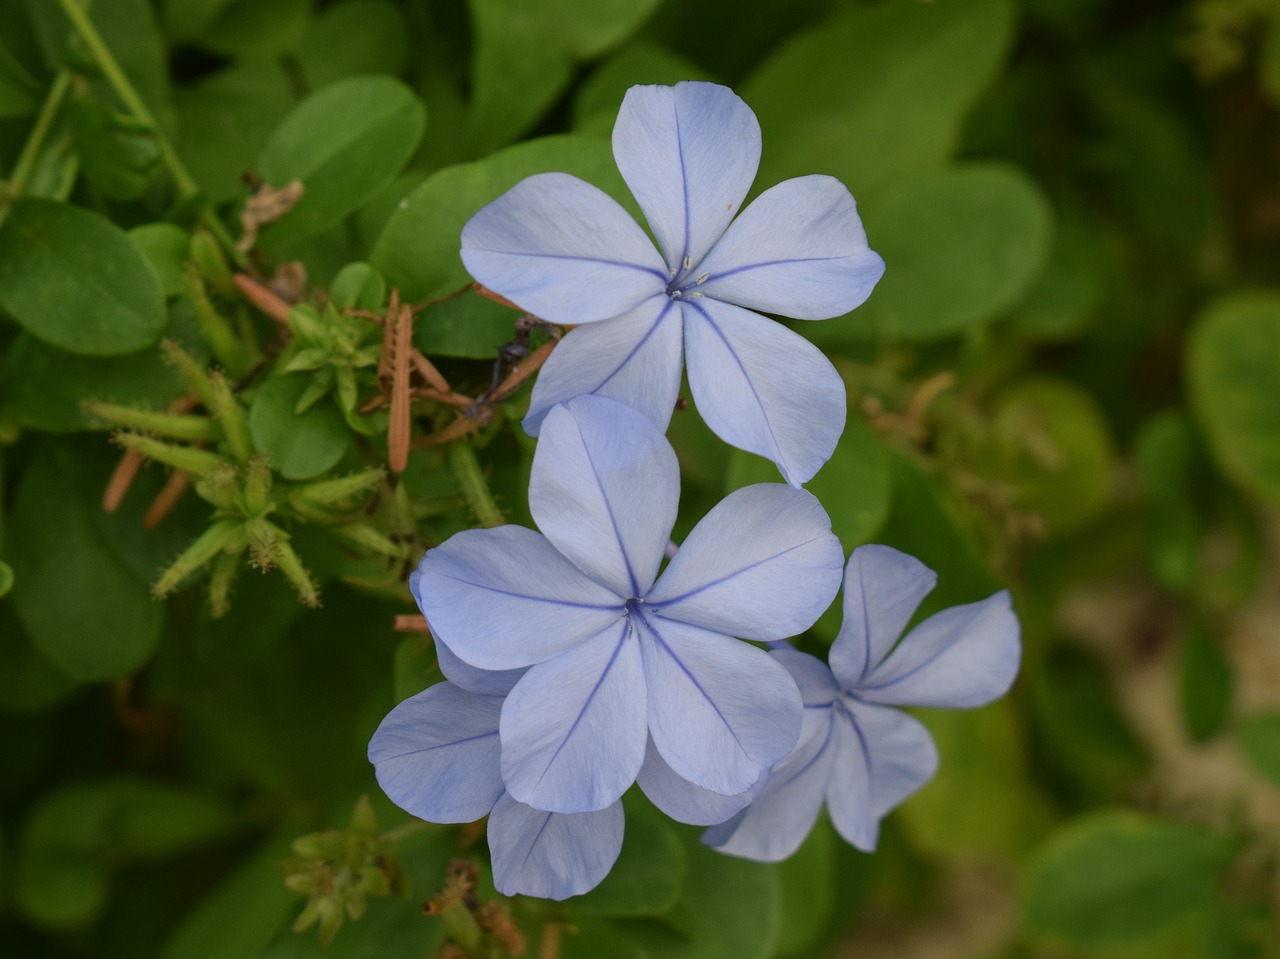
[
  {"left": 595, "top": 298, "right": 679, "bottom": 394},
  {"left": 533, "top": 620, "right": 633, "bottom": 791},
  {"left": 569, "top": 415, "right": 642, "bottom": 597},
  {"left": 648, "top": 539, "right": 821, "bottom": 609},
  {"left": 430, "top": 572, "right": 625, "bottom": 613},
  {"left": 686, "top": 299, "right": 781, "bottom": 460}
]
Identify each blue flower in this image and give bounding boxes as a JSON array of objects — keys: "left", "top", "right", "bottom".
[
  {"left": 460, "top": 82, "right": 885, "bottom": 486},
  {"left": 703, "top": 544, "right": 1021, "bottom": 861},
  {"left": 412, "top": 395, "right": 845, "bottom": 815},
  {"left": 368, "top": 679, "right": 624, "bottom": 900}
]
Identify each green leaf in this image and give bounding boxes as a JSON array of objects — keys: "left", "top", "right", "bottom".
[
  {"left": 199, "top": 0, "right": 310, "bottom": 62},
  {"left": 162, "top": 0, "right": 237, "bottom": 38},
  {"left": 130, "top": 223, "right": 192, "bottom": 298},
  {"left": 1134, "top": 412, "right": 1210, "bottom": 591},
  {"left": 71, "top": 97, "right": 162, "bottom": 200},
  {"left": 983, "top": 376, "right": 1115, "bottom": 536},
  {"left": 295, "top": 0, "right": 407, "bottom": 91},
  {"left": 572, "top": 41, "right": 716, "bottom": 137},
  {"left": 743, "top": 0, "right": 1015, "bottom": 195},
  {"left": 464, "top": 0, "right": 661, "bottom": 153},
  {"left": 727, "top": 415, "right": 890, "bottom": 641},
  {"left": 0, "top": 560, "right": 11, "bottom": 598},
  {"left": 1011, "top": 207, "right": 1105, "bottom": 339},
  {"left": 1032, "top": 645, "right": 1148, "bottom": 801},
  {"left": 0, "top": 32, "right": 42, "bottom": 118},
  {"left": 17, "top": 778, "right": 234, "bottom": 929},
  {"left": 256, "top": 76, "right": 426, "bottom": 245},
  {"left": 160, "top": 837, "right": 296, "bottom": 959},
  {"left": 1236, "top": 713, "right": 1280, "bottom": 785},
  {"left": 249, "top": 375, "right": 352, "bottom": 480},
  {"left": 621, "top": 833, "right": 778, "bottom": 959},
  {"left": 1180, "top": 617, "right": 1232, "bottom": 744},
  {"left": 413, "top": 290, "right": 518, "bottom": 359},
  {"left": 1264, "top": 7, "right": 1280, "bottom": 105},
  {"left": 0, "top": 320, "right": 190, "bottom": 434},
  {"left": 0, "top": 199, "right": 167, "bottom": 356},
  {"left": 1187, "top": 291, "right": 1280, "bottom": 504},
  {"left": 371, "top": 134, "right": 630, "bottom": 302},
  {"left": 6, "top": 443, "right": 165, "bottom": 681},
  {"left": 771, "top": 816, "right": 837, "bottom": 957},
  {"left": 901, "top": 700, "right": 1035, "bottom": 858},
  {"left": 329, "top": 261, "right": 386, "bottom": 313},
  {"left": 174, "top": 63, "right": 296, "bottom": 203},
  {"left": 815, "top": 163, "right": 1052, "bottom": 344},
  {"left": 1024, "top": 811, "right": 1238, "bottom": 944},
  {"left": 0, "top": 607, "right": 79, "bottom": 713},
  {"left": 574, "top": 797, "right": 685, "bottom": 916}
]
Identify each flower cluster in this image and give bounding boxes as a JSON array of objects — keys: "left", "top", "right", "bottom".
[{"left": 369, "top": 81, "right": 1021, "bottom": 900}]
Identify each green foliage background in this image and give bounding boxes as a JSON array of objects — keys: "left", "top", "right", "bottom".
[{"left": 1, "top": 0, "right": 1279, "bottom": 956}]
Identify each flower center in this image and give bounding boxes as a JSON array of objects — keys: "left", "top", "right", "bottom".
[{"left": 665, "top": 258, "right": 711, "bottom": 300}]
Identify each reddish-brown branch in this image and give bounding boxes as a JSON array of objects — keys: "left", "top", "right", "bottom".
[
  {"left": 143, "top": 470, "right": 191, "bottom": 529},
  {"left": 234, "top": 273, "right": 291, "bottom": 325}
]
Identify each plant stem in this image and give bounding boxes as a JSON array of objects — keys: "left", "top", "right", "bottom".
[
  {"left": 52, "top": 0, "right": 248, "bottom": 267},
  {"left": 55, "top": 0, "right": 197, "bottom": 197},
  {"left": 5, "top": 71, "right": 72, "bottom": 199},
  {"left": 449, "top": 441, "right": 504, "bottom": 529}
]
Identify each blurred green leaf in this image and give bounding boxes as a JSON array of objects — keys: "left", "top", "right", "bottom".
[
  {"left": 743, "top": 0, "right": 1015, "bottom": 195},
  {"left": 413, "top": 291, "right": 519, "bottom": 359},
  {"left": 160, "top": 837, "right": 297, "bottom": 959},
  {"left": 1180, "top": 617, "right": 1232, "bottom": 744},
  {"left": 371, "top": 134, "right": 628, "bottom": 301},
  {"left": 249, "top": 375, "right": 352, "bottom": 480},
  {"left": 0, "top": 33, "right": 42, "bottom": 118},
  {"left": 295, "top": 0, "right": 407, "bottom": 91},
  {"left": 1134, "top": 412, "right": 1210, "bottom": 591},
  {"left": 0, "top": 560, "right": 11, "bottom": 598},
  {"left": 1011, "top": 207, "right": 1105, "bottom": 339},
  {"left": 199, "top": 0, "right": 309, "bottom": 62},
  {"left": 621, "top": 832, "right": 778, "bottom": 959},
  {"left": 464, "top": 0, "right": 661, "bottom": 154},
  {"left": 0, "top": 199, "right": 167, "bottom": 356},
  {"left": 1033, "top": 644, "right": 1147, "bottom": 801},
  {"left": 174, "top": 62, "right": 295, "bottom": 203},
  {"left": 771, "top": 815, "right": 837, "bottom": 957},
  {"left": 6, "top": 442, "right": 164, "bottom": 681},
  {"left": 1187, "top": 291, "right": 1280, "bottom": 505},
  {"left": 1264, "top": 8, "right": 1280, "bottom": 104},
  {"left": 985, "top": 376, "right": 1115, "bottom": 536},
  {"left": 162, "top": 0, "right": 237, "bottom": 38},
  {"left": 129, "top": 223, "right": 192, "bottom": 299},
  {"left": 575, "top": 797, "right": 685, "bottom": 916},
  {"left": 329, "top": 261, "right": 386, "bottom": 314},
  {"left": 573, "top": 42, "right": 716, "bottom": 137},
  {"left": 17, "top": 779, "right": 235, "bottom": 929},
  {"left": 1236, "top": 713, "right": 1280, "bottom": 785},
  {"left": 256, "top": 76, "right": 426, "bottom": 245},
  {"left": 71, "top": 97, "right": 162, "bottom": 199},
  {"left": 0, "top": 607, "right": 79, "bottom": 712},
  {"left": 902, "top": 700, "right": 1034, "bottom": 858},
  {"left": 1024, "top": 811, "right": 1238, "bottom": 944},
  {"left": 817, "top": 163, "right": 1052, "bottom": 344}
]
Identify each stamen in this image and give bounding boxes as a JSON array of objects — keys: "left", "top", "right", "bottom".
[
  {"left": 682, "top": 256, "right": 692, "bottom": 270},
  {"left": 695, "top": 273, "right": 709, "bottom": 285}
]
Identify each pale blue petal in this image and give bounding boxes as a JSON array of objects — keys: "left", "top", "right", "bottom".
[
  {"left": 694, "top": 176, "right": 885, "bottom": 319},
  {"left": 523, "top": 296, "right": 684, "bottom": 437},
  {"left": 647, "top": 484, "right": 843, "bottom": 641},
  {"left": 829, "top": 545, "right": 936, "bottom": 690},
  {"left": 637, "top": 613, "right": 802, "bottom": 796},
  {"left": 460, "top": 172, "right": 667, "bottom": 324},
  {"left": 530, "top": 396, "right": 680, "bottom": 597},
  {"left": 612, "top": 82, "right": 760, "bottom": 276},
  {"left": 367, "top": 682, "right": 504, "bottom": 823},
  {"left": 826, "top": 700, "right": 938, "bottom": 852},
  {"left": 771, "top": 649, "right": 840, "bottom": 706},
  {"left": 702, "top": 708, "right": 837, "bottom": 862},
  {"left": 500, "top": 621, "right": 646, "bottom": 813},
  {"left": 488, "top": 793, "right": 624, "bottom": 900},
  {"left": 681, "top": 298, "right": 845, "bottom": 486},
  {"left": 637, "top": 737, "right": 763, "bottom": 826},
  {"left": 412, "top": 526, "right": 624, "bottom": 671},
  {"left": 856, "top": 591, "right": 1021, "bottom": 708},
  {"left": 435, "top": 637, "right": 526, "bottom": 697}
]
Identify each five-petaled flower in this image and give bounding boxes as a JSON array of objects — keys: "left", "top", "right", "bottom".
[
  {"left": 461, "top": 81, "right": 885, "bottom": 487},
  {"left": 704, "top": 544, "right": 1021, "bottom": 861},
  {"left": 412, "top": 395, "right": 844, "bottom": 815}
]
